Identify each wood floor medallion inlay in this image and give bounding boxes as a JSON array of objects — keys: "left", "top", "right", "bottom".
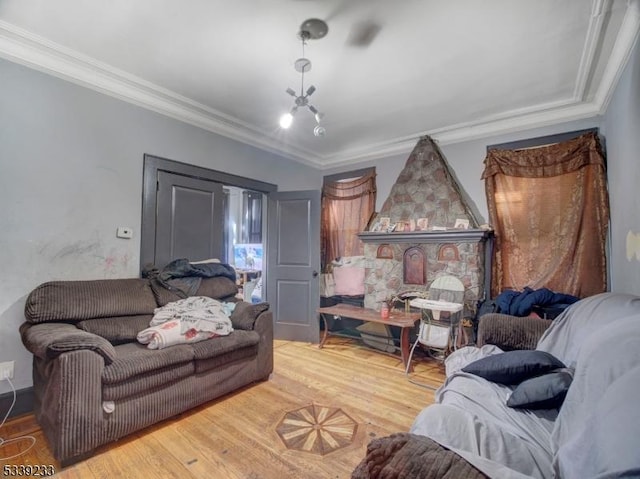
[{"left": 276, "top": 404, "right": 358, "bottom": 455}]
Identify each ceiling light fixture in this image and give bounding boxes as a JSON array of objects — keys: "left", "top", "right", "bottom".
[{"left": 279, "top": 18, "right": 328, "bottom": 137}]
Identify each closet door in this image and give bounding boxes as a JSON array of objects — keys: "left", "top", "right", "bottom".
[{"left": 154, "top": 171, "right": 224, "bottom": 268}]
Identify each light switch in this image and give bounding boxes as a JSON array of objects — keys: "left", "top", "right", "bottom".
[{"left": 116, "top": 226, "right": 133, "bottom": 239}]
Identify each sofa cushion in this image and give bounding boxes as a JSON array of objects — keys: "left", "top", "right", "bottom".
[
  {"left": 552, "top": 315, "right": 640, "bottom": 468},
  {"left": 507, "top": 370, "right": 573, "bottom": 409},
  {"left": 103, "top": 362, "right": 195, "bottom": 401},
  {"left": 230, "top": 302, "right": 269, "bottom": 330},
  {"left": 194, "top": 346, "right": 260, "bottom": 374},
  {"left": 103, "top": 342, "right": 194, "bottom": 384},
  {"left": 150, "top": 276, "right": 238, "bottom": 306},
  {"left": 196, "top": 277, "right": 238, "bottom": 301},
  {"left": 191, "top": 330, "right": 260, "bottom": 360},
  {"left": 77, "top": 315, "right": 152, "bottom": 345},
  {"left": 537, "top": 292, "right": 640, "bottom": 367},
  {"left": 555, "top": 364, "right": 640, "bottom": 479},
  {"left": 25, "top": 279, "right": 157, "bottom": 323},
  {"left": 192, "top": 330, "right": 260, "bottom": 373},
  {"left": 462, "top": 350, "right": 565, "bottom": 385}
]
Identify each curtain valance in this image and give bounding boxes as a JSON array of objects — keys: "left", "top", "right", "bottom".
[{"left": 482, "top": 132, "right": 605, "bottom": 179}]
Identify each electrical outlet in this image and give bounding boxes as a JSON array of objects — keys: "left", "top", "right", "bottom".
[{"left": 0, "top": 360, "right": 15, "bottom": 380}]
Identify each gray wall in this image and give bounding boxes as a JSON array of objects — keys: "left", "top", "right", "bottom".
[
  {"left": 603, "top": 38, "right": 640, "bottom": 295},
  {"left": 0, "top": 59, "right": 321, "bottom": 394}
]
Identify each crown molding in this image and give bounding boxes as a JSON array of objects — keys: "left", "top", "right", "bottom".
[
  {"left": 319, "top": 101, "right": 600, "bottom": 169},
  {"left": 319, "top": 0, "right": 640, "bottom": 169},
  {"left": 594, "top": 0, "right": 640, "bottom": 112},
  {"left": 318, "top": 100, "right": 602, "bottom": 168},
  {"left": 573, "top": 0, "right": 610, "bottom": 101},
  {"left": 0, "top": 0, "right": 638, "bottom": 171},
  {"left": 0, "top": 20, "right": 323, "bottom": 167}
]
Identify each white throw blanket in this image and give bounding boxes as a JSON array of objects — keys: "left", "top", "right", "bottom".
[
  {"left": 411, "top": 346, "right": 557, "bottom": 479},
  {"left": 137, "top": 296, "right": 235, "bottom": 349}
]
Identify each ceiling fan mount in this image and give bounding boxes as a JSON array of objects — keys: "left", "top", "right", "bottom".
[{"left": 298, "top": 18, "right": 328, "bottom": 40}]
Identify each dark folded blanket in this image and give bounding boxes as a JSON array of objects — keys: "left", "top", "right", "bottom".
[
  {"left": 496, "top": 287, "right": 579, "bottom": 317},
  {"left": 143, "top": 259, "right": 237, "bottom": 298},
  {"left": 352, "top": 433, "right": 487, "bottom": 479}
]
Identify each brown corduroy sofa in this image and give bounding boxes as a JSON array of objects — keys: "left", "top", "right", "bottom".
[{"left": 19, "top": 276, "right": 273, "bottom": 466}]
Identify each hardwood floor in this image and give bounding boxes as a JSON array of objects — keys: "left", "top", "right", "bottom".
[{"left": 0, "top": 338, "right": 445, "bottom": 478}]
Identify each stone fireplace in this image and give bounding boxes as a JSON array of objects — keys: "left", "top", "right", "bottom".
[
  {"left": 358, "top": 136, "right": 493, "bottom": 317},
  {"left": 359, "top": 230, "right": 491, "bottom": 316}
]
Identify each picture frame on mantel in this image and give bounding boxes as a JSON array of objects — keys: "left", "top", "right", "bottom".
[
  {"left": 415, "top": 218, "right": 429, "bottom": 231},
  {"left": 397, "top": 219, "right": 414, "bottom": 232},
  {"left": 365, "top": 211, "right": 378, "bottom": 232},
  {"left": 454, "top": 218, "right": 470, "bottom": 229}
]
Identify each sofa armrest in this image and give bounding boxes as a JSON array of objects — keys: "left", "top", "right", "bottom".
[
  {"left": 20, "top": 322, "right": 117, "bottom": 364},
  {"left": 230, "top": 301, "right": 270, "bottom": 330},
  {"left": 477, "top": 313, "right": 552, "bottom": 351},
  {"left": 253, "top": 309, "right": 273, "bottom": 380},
  {"left": 352, "top": 433, "right": 488, "bottom": 479}
]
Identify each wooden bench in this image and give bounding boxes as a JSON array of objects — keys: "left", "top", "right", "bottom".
[{"left": 317, "top": 303, "right": 420, "bottom": 372}]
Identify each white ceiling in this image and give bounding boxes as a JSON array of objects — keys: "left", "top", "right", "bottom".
[{"left": 0, "top": 0, "right": 638, "bottom": 168}]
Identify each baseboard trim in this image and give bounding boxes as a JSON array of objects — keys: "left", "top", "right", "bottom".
[{"left": 0, "top": 386, "right": 34, "bottom": 418}]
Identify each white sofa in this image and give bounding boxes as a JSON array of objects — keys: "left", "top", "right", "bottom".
[
  {"left": 409, "top": 292, "right": 640, "bottom": 478},
  {"left": 353, "top": 292, "right": 640, "bottom": 478}
]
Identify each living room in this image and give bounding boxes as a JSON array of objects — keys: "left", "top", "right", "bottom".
[{"left": 1, "top": 1, "right": 640, "bottom": 477}]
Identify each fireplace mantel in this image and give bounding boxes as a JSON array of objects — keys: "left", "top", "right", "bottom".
[
  {"left": 359, "top": 229, "right": 495, "bottom": 308},
  {"left": 358, "top": 229, "right": 493, "bottom": 244}
]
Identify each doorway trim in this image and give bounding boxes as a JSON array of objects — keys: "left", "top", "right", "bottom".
[{"left": 141, "top": 153, "right": 277, "bottom": 271}]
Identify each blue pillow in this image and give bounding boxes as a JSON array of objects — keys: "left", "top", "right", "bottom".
[
  {"left": 462, "top": 350, "right": 565, "bottom": 385},
  {"left": 507, "top": 370, "right": 573, "bottom": 409}
]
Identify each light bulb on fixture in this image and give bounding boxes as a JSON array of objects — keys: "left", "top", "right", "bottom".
[
  {"left": 279, "top": 112, "right": 294, "bottom": 129},
  {"left": 278, "top": 18, "right": 328, "bottom": 136}
]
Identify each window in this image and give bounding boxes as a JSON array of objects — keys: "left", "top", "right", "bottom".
[
  {"left": 483, "top": 130, "right": 609, "bottom": 297},
  {"left": 321, "top": 168, "right": 376, "bottom": 270}
]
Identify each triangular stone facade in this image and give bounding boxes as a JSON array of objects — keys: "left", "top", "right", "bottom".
[{"left": 378, "top": 135, "right": 480, "bottom": 229}]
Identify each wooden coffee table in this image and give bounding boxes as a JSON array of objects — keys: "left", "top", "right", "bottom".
[{"left": 317, "top": 303, "right": 420, "bottom": 372}]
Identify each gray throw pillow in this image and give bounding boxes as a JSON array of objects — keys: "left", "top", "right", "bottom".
[
  {"left": 462, "top": 350, "right": 565, "bottom": 385},
  {"left": 507, "top": 369, "right": 573, "bottom": 409}
]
